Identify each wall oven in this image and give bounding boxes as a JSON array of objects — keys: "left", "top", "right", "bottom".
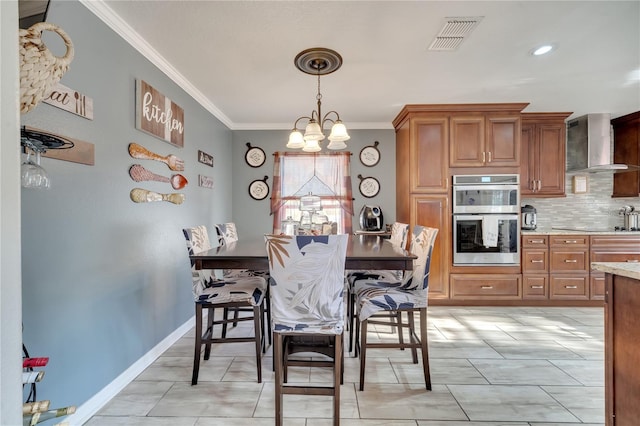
[{"left": 452, "top": 174, "right": 520, "bottom": 265}]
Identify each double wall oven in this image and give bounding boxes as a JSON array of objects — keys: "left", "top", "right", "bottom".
[{"left": 452, "top": 174, "right": 520, "bottom": 265}]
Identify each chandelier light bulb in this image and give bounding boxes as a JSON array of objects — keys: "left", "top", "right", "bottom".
[
  {"left": 302, "top": 139, "right": 321, "bottom": 152},
  {"left": 303, "top": 120, "right": 324, "bottom": 141},
  {"left": 328, "top": 121, "right": 350, "bottom": 142},
  {"left": 287, "top": 130, "right": 305, "bottom": 149}
]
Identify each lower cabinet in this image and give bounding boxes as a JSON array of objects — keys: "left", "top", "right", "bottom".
[
  {"left": 590, "top": 235, "right": 640, "bottom": 301},
  {"left": 450, "top": 274, "right": 521, "bottom": 300}
]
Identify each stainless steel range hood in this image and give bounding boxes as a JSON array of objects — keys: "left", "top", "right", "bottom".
[{"left": 566, "top": 113, "right": 639, "bottom": 173}]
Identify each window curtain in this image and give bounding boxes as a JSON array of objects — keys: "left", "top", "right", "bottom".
[{"left": 271, "top": 151, "right": 353, "bottom": 233}]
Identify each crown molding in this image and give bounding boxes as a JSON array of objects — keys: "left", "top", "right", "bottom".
[{"left": 79, "top": 0, "right": 234, "bottom": 129}]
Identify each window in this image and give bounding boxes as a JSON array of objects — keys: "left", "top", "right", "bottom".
[{"left": 270, "top": 152, "right": 353, "bottom": 234}]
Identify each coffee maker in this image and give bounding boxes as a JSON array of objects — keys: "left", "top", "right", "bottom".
[
  {"left": 359, "top": 205, "right": 383, "bottom": 231},
  {"left": 521, "top": 204, "right": 537, "bottom": 230}
]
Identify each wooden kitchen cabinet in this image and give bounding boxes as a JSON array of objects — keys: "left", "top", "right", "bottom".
[
  {"left": 522, "top": 235, "right": 549, "bottom": 299},
  {"left": 612, "top": 111, "right": 640, "bottom": 198},
  {"left": 520, "top": 112, "right": 572, "bottom": 197},
  {"left": 449, "top": 108, "right": 525, "bottom": 168},
  {"left": 549, "top": 235, "right": 589, "bottom": 300},
  {"left": 450, "top": 274, "right": 521, "bottom": 299},
  {"left": 590, "top": 235, "right": 640, "bottom": 300}
]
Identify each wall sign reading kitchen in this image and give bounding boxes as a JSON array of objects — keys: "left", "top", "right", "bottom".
[{"left": 135, "top": 79, "right": 184, "bottom": 147}]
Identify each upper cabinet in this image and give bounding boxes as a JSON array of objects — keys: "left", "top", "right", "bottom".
[
  {"left": 449, "top": 105, "right": 527, "bottom": 168},
  {"left": 520, "top": 112, "right": 572, "bottom": 197},
  {"left": 612, "top": 111, "right": 640, "bottom": 198}
]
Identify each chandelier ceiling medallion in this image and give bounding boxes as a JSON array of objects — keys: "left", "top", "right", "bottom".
[{"left": 286, "top": 47, "right": 350, "bottom": 152}]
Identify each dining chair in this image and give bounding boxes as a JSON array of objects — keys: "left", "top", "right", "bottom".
[
  {"left": 346, "top": 222, "right": 409, "bottom": 353},
  {"left": 352, "top": 225, "right": 438, "bottom": 391},
  {"left": 182, "top": 225, "right": 267, "bottom": 384},
  {"left": 264, "top": 234, "right": 348, "bottom": 426},
  {"left": 215, "top": 222, "right": 272, "bottom": 346}
]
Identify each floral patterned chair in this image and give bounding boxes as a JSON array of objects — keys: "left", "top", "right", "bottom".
[
  {"left": 183, "top": 225, "right": 267, "bottom": 384},
  {"left": 346, "top": 222, "right": 410, "bottom": 353},
  {"left": 352, "top": 225, "right": 438, "bottom": 391},
  {"left": 215, "top": 222, "right": 272, "bottom": 345},
  {"left": 264, "top": 234, "right": 348, "bottom": 426}
]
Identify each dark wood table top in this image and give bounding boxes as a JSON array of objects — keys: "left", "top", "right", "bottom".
[{"left": 191, "top": 234, "right": 416, "bottom": 271}]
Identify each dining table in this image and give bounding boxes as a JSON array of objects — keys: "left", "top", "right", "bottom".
[{"left": 190, "top": 234, "right": 416, "bottom": 272}]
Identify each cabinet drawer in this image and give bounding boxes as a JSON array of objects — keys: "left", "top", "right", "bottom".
[
  {"left": 550, "top": 235, "right": 589, "bottom": 248},
  {"left": 523, "top": 275, "right": 548, "bottom": 299},
  {"left": 450, "top": 274, "right": 521, "bottom": 299},
  {"left": 590, "top": 252, "right": 640, "bottom": 266},
  {"left": 590, "top": 235, "right": 640, "bottom": 247},
  {"left": 550, "top": 251, "right": 588, "bottom": 272},
  {"left": 522, "top": 235, "right": 548, "bottom": 248},
  {"left": 522, "top": 250, "right": 548, "bottom": 273},
  {"left": 550, "top": 275, "right": 589, "bottom": 299}
]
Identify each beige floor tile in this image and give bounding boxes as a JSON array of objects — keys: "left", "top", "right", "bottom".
[
  {"left": 429, "top": 339, "right": 503, "bottom": 359},
  {"left": 486, "top": 339, "right": 585, "bottom": 360},
  {"left": 136, "top": 355, "right": 233, "bottom": 382},
  {"left": 356, "top": 383, "right": 467, "bottom": 420},
  {"left": 448, "top": 384, "right": 580, "bottom": 422},
  {"left": 309, "top": 420, "right": 417, "bottom": 426},
  {"left": 425, "top": 358, "right": 489, "bottom": 385},
  {"left": 148, "top": 381, "right": 263, "bottom": 417},
  {"left": 85, "top": 416, "right": 198, "bottom": 425},
  {"left": 469, "top": 359, "right": 581, "bottom": 385},
  {"left": 97, "top": 381, "right": 173, "bottom": 416},
  {"left": 541, "top": 385, "right": 605, "bottom": 423},
  {"left": 548, "top": 359, "right": 604, "bottom": 386},
  {"left": 196, "top": 418, "right": 305, "bottom": 426},
  {"left": 417, "top": 422, "right": 527, "bottom": 426}
]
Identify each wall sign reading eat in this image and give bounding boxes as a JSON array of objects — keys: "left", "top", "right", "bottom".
[{"left": 136, "top": 79, "right": 184, "bottom": 147}]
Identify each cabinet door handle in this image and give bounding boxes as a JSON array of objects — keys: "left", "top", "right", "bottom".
[
  {"left": 482, "top": 152, "right": 486, "bottom": 163},
  {"left": 530, "top": 239, "right": 544, "bottom": 244},
  {"left": 564, "top": 285, "right": 578, "bottom": 289},
  {"left": 564, "top": 259, "right": 578, "bottom": 263},
  {"left": 626, "top": 259, "right": 639, "bottom": 263},
  {"left": 531, "top": 285, "right": 544, "bottom": 289},
  {"left": 531, "top": 259, "right": 544, "bottom": 263},
  {"left": 564, "top": 240, "right": 578, "bottom": 244},
  {"left": 481, "top": 285, "right": 493, "bottom": 289},
  {"left": 487, "top": 151, "right": 492, "bottom": 162},
  {"left": 537, "top": 180, "right": 542, "bottom": 191}
]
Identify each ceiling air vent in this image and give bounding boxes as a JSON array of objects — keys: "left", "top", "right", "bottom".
[{"left": 428, "top": 16, "right": 483, "bottom": 51}]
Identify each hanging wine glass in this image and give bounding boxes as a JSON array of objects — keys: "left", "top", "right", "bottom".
[{"left": 21, "top": 150, "right": 50, "bottom": 189}]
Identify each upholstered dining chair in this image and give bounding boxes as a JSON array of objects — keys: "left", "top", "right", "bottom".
[
  {"left": 215, "top": 222, "right": 272, "bottom": 346},
  {"left": 183, "top": 225, "right": 267, "bottom": 384},
  {"left": 352, "top": 225, "right": 438, "bottom": 391},
  {"left": 346, "top": 222, "right": 410, "bottom": 353},
  {"left": 264, "top": 234, "right": 348, "bottom": 426}
]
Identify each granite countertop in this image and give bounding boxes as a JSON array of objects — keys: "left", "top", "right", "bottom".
[
  {"left": 522, "top": 229, "right": 640, "bottom": 235},
  {"left": 592, "top": 262, "right": 640, "bottom": 280}
]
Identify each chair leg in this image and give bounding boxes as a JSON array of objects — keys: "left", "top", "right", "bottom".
[
  {"left": 204, "top": 306, "right": 214, "bottom": 360},
  {"left": 353, "top": 308, "right": 360, "bottom": 358},
  {"left": 359, "top": 318, "right": 368, "bottom": 391},
  {"left": 407, "top": 311, "right": 418, "bottom": 364},
  {"left": 333, "top": 333, "right": 342, "bottom": 426},
  {"left": 420, "top": 308, "right": 431, "bottom": 390},
  {"left": 274, "top": 333, "right": 284, "bottom": 426},
  {"left": 265, "top": 285, "right": 272, "bottom": 346},
  {"left": 192, "top": 303, "right": 203, "bottom": 385},
  {"left": 232, "top": 307, "right": 240, "bottom": 328},
  {"left": 396, "top": 311, "right": 405, "bottom": 350},
  {"left": 252, "top": 305, "right": 263, "bottom": 383},
  {"left": 348, "top": 288, "right": 355, "bottom": 353},
  {"left": 222, "top": 307, "right": 229, "bottom": 337}
]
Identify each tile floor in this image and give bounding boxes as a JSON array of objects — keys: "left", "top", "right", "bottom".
[{"left": 85, "top": 306, "right": 604, "bottom": 426}]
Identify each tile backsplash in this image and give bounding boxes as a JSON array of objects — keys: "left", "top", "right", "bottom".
[{"left": 521, "top": 173, "right": 639, "bottom": 230}]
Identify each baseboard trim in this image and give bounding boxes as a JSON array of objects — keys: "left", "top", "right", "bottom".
[{"left": 63, "top": 316, "right": 194, "bottom": 425}]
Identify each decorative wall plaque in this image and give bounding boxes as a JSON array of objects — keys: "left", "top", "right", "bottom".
[
  {"left": 357, "top": 174, "right": 380, "bottom": 198},
  {"left": 359, "top": 141, "right": 380, "bottom": 167},
  {"left": 199, "top": 175, "right": 214, "bottom": 189},
  {"left": 198, "top": 150, "right": 214, "bottom": 167},
  {"left": 245, "top": 142, "right": 266, "bottom": 167},
  {"left": 42, "top": 83, "right": 94, "bottom": 120},
  {"left": 135, "top": 79, "right": 184, "bottom": 147},
  {"left": 249, "top": 176, "right": 269, "bottom": 200}
]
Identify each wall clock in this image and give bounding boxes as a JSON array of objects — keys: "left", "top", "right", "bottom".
[
  {"left": 359, "top": 141, "right": 380, "bottom": 167},
  {"left": 357, "top": 174, "right": 380, "bottom": 198},
  {"left": 249, "top": 176, "right": 270, "bottom": 200},
  {"left": 245, "top": 142, "right": 266, "bottom": 168}
]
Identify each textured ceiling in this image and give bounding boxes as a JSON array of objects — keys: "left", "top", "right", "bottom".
[{"left": 93, "top": 0, "right": 640, "bottom": 130}]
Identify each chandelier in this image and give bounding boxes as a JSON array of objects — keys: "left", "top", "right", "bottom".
[{"left": 286, "top": 48, "right": 350, "bottom": 152}]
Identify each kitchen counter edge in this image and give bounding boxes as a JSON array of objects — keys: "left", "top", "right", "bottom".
[
  {"left": 521, "top": 230, "right": 640, "bottom": 235},
  {"left": 592, "top": 262, "right": 640, "bottom": 280}
]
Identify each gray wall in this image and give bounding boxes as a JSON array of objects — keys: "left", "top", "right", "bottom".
[
  {"left": 232, "top": 129, "right": 396, "bottom": 237},
  {"left": 20, "top": 0, "right": 233, "bottom": 410}
]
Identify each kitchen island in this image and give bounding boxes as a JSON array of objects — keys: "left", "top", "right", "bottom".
[{"left": 591, "top": 262, "right": 640, "bottom": 426}]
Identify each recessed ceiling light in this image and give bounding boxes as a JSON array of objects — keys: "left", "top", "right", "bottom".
[{"left": 531, "top": 44, "right": 555, "bottom": 56}]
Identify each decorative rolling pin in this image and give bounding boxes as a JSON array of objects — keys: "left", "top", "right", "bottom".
[
  {"left": 128, "top": 142, "right": 184, "bottom": 171},
  {"left": 130, "top": 188, "right": 185, "bottom": 205},
  {"left": 128, "top": 164, "right": 188, "bottom": 189}
]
